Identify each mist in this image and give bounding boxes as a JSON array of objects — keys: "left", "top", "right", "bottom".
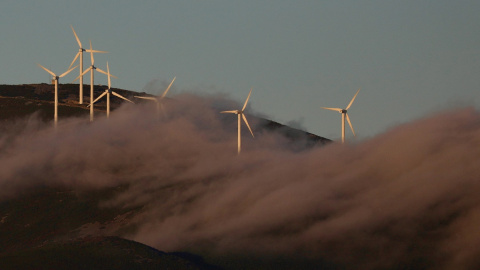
[{"left": 1, "top": 92, "right": 480, "bottom": 269}]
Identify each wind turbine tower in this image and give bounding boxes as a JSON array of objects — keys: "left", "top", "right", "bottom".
[
  {"left": 221, "top": 88, "right": 255, "bottom": 154},
  {"left": 88, "top": 62, "right": 134, "bottom": 118},
  {"left": 69, "top": 26, "right": 107, "bottom": 104},
  {"left": 74, "top": 41, "right": 115, "bottom": 121},
  {"left": 321, "top": 88, "right": 360, "bottom": 143},
  {"left": 37, "top": 64, "right": 77, "bottom": 128}
]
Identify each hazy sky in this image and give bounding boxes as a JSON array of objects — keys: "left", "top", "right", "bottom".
[{"left": 1, "top": 1, "right": 479, "bottom": 139}]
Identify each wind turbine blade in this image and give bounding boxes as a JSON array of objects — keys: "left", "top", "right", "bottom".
[
  {"left": 134, "top": 96, "right": 158, "bottom": 101},
  {"left": 221, "top": 110, "right": 238, "bottom": 114},
  {"left": 88, "top": 91, "right": 107, "bottom": 106},
  {"left": 346, "top": 113, "right": 356, "bottom": 136},
  {"left": 72, "top": 67, "right": 92, "bottom": 83},
  {"left": 59, "top": 65, "right": 78, "bottom": 78},
  {"left": 112, "top": 91, "right": 134, "bottom": 103},
  {"left": 346, "top": 88, "right": 360, "bottom": 110},
  {"left": 161, "top": 76, "right": 176, "bottom": 98},
  {"left": 72, "top": 67, "right": 92, "bottom": 82},
  {"left": 89, "top": 40, "right": 94, "bottom": 65},
  {"left": 37, "top": 64, "right": 56, "bottom": 77},
  {"left": 69, "top": 52, "right": 80, "bottom": 69},
  {"left": 85, "top": 49, "right": 108, "bottom": 54},
  {"left": 75, "top": 67, "right": 92, "bottom": 80},
  {"left": 242, "top": 114, "right": 255, "bottom": 138},
  {"left": 95, "top": 68, "right": 108, "bottom": 75},
  {"left": 321, "top": 107, "right": 342, "bottom": 112},
  {"left": 71, "top": 25, "right": 82, "bottom": 48},
  {"left": 241, "top": 87, "right": 253, "bottom": 111},
  {"left": 81, "top": 67, "right": 92, "bottom": 76},
  {"left": 96, "top": 68, "right": 118, "bottom": 79}
]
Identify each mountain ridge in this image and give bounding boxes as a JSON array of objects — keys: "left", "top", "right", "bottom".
[{"left": 0, "top": 83, "right": 331, "bottom": 146}]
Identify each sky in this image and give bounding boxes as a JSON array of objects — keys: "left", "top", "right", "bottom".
[{"left": 1, "top": 0, "right": 479, "bottom": 140}]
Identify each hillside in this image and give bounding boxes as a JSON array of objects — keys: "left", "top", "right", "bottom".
[
  {"left": 3, "top": 84, "right": 480, "bottom": 269},
  {"left": 0, "top": 83, "right": 332, "bottom": 269},
  {"left": 0, "top": 187, "right": 220, "bottom": 270}
]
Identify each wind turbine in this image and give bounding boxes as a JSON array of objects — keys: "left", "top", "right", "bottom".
[
  {"left": 74, "top": 41, "right": 116, "bottom": 121},
  {"left": 37, "top": 64, "right": 78, "bottom": 128},
  {"left": 134, "top": 77, "right": 176, "bottom": 117},
  {"left": 221, "top": 88, "right": 255, "bottom": 154},
  {"left": 321, "top": 88, "right": 360, "bottom": 143},
  {"left": 68, "top": 25, "right": 107, "bottom": 104},
  {"left": 88, "top": 62, "right": 134, "bottom": 118}
]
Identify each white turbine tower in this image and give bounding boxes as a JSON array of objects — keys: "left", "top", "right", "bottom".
[
  {"left": 88, "top": 62, "right": 134, "bottom": 118},
  {"left": 221, "top": 88, "right": 255, "bottom": 154},
  {"left": 68, "top": 25, "right": 107, "bottom": 104},
  {"left": 74, "top": 41, "right": 116, "bottom": 121},
  {"left": 37, "top": 64, "right": 78, "bottom": 128},
  {"left": 134, "top": 77, "right": 176, "bottom": 116},
  {"left": 321, "top": 88, "right": 360, "bottom": 143}
]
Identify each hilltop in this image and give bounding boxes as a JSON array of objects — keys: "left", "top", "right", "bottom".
[{"left": 0, "top": 83, "right": 330, "bottom": 146}]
